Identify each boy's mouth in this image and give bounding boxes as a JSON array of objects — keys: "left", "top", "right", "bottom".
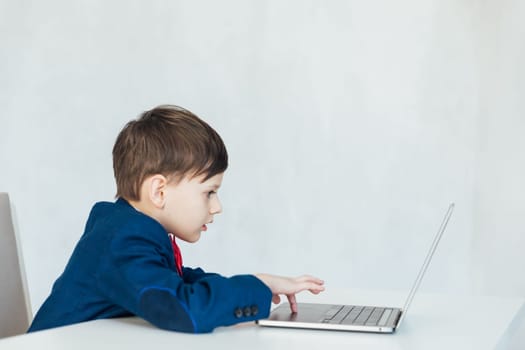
[{"left": 201, "top": 224, "right": 208, "bottom": 232}]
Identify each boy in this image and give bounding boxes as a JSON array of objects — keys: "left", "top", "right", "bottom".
[{"left": 28, "top": 105, "right": 324, "bottom": 333}]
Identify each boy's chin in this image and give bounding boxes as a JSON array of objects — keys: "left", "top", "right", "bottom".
[{"left": 180, "top": 232, "right": 201, "bottom": 243}]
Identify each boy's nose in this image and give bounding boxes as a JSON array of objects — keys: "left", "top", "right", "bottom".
[{"left": 210, "top": 196, "right": 222, "bottom": 215}]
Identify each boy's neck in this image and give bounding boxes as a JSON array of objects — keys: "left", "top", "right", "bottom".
[{"left": 127, "top": 198, "right": 157, "bottom": 219}]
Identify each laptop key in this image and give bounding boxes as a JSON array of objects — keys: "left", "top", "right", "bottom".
[
  {"left": 330, "top": 305, "right": 354, "bottom": 324},
  {"left": 365, "top": 308, "right": 386, "bottom": 326},
  {"left": 354, "top": 306, "right": 374, "bottom": 325},
  {"left": 378, "top": 308, "right": 393, "bottom": 326},
  {"left": 323, "top": 305, "right": 343, "bottom": 320},
  {"left": 340, "top": 306, "right": 363, "bottom": 324}
]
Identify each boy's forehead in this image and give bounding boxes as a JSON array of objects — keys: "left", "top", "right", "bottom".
[
  {"left": 206, "top": 173, "right": 224, "bottom": 186},
  {"left": 195, "top": 172, "right": 224, "bottom": 187}
]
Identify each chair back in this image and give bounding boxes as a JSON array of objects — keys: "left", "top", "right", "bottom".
[{"left": 0, "top": 192, "right": 31, "bottom": 338}]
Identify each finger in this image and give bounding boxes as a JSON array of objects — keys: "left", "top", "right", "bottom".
[
  {"left": 296, "top": 275, "right": 324, "bottom": 283},
  {"left": 272, "top": 294, "right": 281, "bottom": 304},
  {"left": 299, "top": 281, "right": 326, "bottom": 293},
  {"left": 282, "top": 281, "right": 325, "bottom": 296},
  {"left": 297, "top": 275, "right": 325, "bottom": 285},
  {"left": 309, "top": 283, "right": 326, "bottom": 292},
  {"left": 287, "top": 294, "right": 298, "bottom": 313}
]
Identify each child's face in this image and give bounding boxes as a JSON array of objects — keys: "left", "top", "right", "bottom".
[{"left": 160, "top": 172, "right": 224, "bottom": 243}]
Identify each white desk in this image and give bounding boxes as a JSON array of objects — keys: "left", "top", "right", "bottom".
[{"left": 1, "top": 289, "right": 523, "bottom": 350}]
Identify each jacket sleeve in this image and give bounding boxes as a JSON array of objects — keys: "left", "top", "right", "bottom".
[
  {"left": 95, "top": 224, "right": 272, "bottom": 333},
  {"left": 182, "top": 266, "right": 220, "bottom": 283}
]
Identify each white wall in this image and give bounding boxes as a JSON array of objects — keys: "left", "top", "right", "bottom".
[
  {"left": 0, "top": 0, "right": 523, "bottom": 314},
  {"left": 472, "top": 0, "right": 525, "bottom": 296}
]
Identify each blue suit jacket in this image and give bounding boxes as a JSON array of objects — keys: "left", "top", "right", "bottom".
[{"left": 28, "top": 198, "right": 272, "bottom": 333}]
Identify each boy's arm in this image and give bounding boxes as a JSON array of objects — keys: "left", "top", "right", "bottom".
[
  {"left": 96, "top": 228, "right": 272, "bottom": 334},
  {"left": 181, "top": 266, "right": 220, "bottom": 283}
]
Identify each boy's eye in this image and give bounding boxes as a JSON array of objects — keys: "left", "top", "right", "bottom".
[{"left": 207, "top": 191, "right": 216, "bottom": 198}]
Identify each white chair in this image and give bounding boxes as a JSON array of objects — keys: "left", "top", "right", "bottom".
[{"left": 0, "top": 192, "right": 32, "bottom": 338}]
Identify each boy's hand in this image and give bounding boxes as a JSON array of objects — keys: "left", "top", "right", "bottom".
[{"left": 255, "top": 274, "right": 325, "bottom": 313}]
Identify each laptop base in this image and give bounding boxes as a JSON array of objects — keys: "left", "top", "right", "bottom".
[{"left": 257, "top": 302, "right": 401, "bottom": 333}]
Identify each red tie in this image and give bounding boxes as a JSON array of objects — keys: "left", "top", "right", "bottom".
[{"left": 168, "top": 233, "right": 183, "bottom": 276}]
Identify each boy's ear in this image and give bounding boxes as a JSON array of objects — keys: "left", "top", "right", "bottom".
[{"left": 147, "top": 174, "right": 168, "bottom": 209}]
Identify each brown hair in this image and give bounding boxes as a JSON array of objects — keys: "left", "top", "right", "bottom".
[{"left": 112, "top": 105, "right": 228, "bottom": 200}]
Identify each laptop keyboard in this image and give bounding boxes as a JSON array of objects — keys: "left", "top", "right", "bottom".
[{"left": 321, "top": 305, "right": 393, "bottom": 326}]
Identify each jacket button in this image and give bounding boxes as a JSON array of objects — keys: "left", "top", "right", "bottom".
[
  {"left": 234, "top": 307, "right": 243, "bottom": 318},
  {"left": 251, "top": 305, "right": 259, "bottom": 316},
  {"left": 243, "top": 306, "right": 252, "bottom": 317}
]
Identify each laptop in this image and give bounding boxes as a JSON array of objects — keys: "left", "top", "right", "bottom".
[{"left": 257, "top": 203, "right": 455, "bottom": 333}]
